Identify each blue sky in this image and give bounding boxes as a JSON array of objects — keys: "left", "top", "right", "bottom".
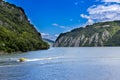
[{"left": 6, "top": 0, "right": 120, "bottom": 40}]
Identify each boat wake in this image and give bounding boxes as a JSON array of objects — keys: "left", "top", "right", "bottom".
[
  {"left": 26, "top": 56, "right": 64, "bottom": 62},
  {"left": 0, "top": 56, "right": 65, "bottom": 67}
]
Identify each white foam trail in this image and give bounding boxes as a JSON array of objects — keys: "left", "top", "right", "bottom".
[{"left": 26, "top": 56, "right": 64, "bottom": 62}]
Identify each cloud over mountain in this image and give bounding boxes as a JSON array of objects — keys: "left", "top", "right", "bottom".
[
  {"left": 81, "top": 0, "right": 120, "bottom": 24},
  {"left": 102, "top": 0, "right": 120, "bottom": 3}
]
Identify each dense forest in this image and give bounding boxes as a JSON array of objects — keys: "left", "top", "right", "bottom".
[{"left": 0, "top": 1, "right": 49, "bottom": 53}]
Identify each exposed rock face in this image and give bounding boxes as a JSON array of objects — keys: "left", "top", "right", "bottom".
[
  {"left": 53, "top": 21, "right": 120, "bottom": 47},
  {"left": 0, "top": 1, "right": 49, "bottom": 53}
]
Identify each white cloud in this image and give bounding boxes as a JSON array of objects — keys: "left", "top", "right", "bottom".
[
  {"left": 55, "top": 34, "right": 59, "bottom": 37},
  {"left": 88, "top": 4, "right": 120, "bottom": 15},
  {"left": 41, "top": 32, "right": 58, "bottom": 41},
  {"left": 41, "top": 33, "right": 50, "bottom": 39},
  {"left": 80, "top": 14, "right": 90, "bottom": 19},
  {"left": 52, "top": 23, "right": 69, "bottom": 29},
  {"left": 102, "top": 0, "right": 120, "bottom": 3},
  {"left": 81, "top": 4, "right": 120, "bottom": 24},
  {"left": 59, "top": 26, "right": 66, "bottom": 29},
  {"left": 88, "top": 19, "right": 94, "bottom": 25},
  {"left": 52, "top": 23, "right": 59, "bottom": 26},
  {"left": 80, "top": 14, "right": 94, "bottom": 25}
]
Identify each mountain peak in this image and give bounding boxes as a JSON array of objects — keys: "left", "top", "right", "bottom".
[{"left": 53, "top": 20, "right": 120, "bottom": 47}]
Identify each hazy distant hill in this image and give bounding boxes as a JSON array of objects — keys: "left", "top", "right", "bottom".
[
  {"left": 43, "top": 38, "right": 54, "bottom": 46},
  {"left": 54, "top": 20, "right": 120, "bottom": 47},
  {"left": 0, "top": 1, "right": 49, "bottom": 53}
]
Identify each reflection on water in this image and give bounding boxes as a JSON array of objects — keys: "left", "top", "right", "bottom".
[{"left": 0, "top": 47, "right": 120, "bottom": 80}]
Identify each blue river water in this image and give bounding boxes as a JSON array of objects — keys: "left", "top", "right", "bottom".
[{"left": 0, "top": 47, "right": 120, "bottom": 80}]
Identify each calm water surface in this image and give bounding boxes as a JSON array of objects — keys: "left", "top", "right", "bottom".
[{"left": 0, "top": 47, "right": 120, "bottom": 80}]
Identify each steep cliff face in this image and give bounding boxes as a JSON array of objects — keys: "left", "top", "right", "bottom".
[
  {"left": 53, "top": 21, "right": 120, "bottom": 47},
  {"left": 0, "top": 1, "right": 49, "bottom": 53}
]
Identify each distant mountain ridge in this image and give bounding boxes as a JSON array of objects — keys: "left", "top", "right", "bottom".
[
  {"left": 0, "top": 1, "right": 49, "bottom": 53},
  {"left": 54, "top": 20, "right": 120, "bottom": 47},
  {"left": 43, "top": 38, "right": 54, "bottom": 46}
]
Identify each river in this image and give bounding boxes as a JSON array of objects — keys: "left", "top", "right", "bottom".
[{"left": 0, "top": 47, "right": 120, "bottom": 80}]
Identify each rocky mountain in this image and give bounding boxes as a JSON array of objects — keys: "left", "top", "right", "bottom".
[
  {"left": 53, "top": 20, "right": 120, "bottom": 47},
  {"left": 0, "top": 1, "right": 49, "bottom": 53}
]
